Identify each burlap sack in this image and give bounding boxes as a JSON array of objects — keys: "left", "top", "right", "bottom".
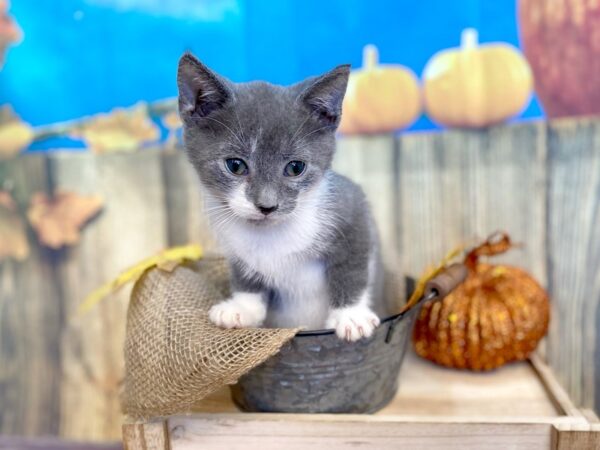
[{"left": 121, "top": 255, "right": 299, "bottom": 418}]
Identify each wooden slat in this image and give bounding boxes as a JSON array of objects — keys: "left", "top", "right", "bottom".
[
  {"left": 545, "top": 117, "right": 600, "bottom": 410},
  {"left": 123, "top": 421, "right": 169, "bottom": 450},
  {"left": 47, "top": 150, "right": 169, "bottom": 440},
  {"left": 0, "top": 436, "right": 122, "bottom": 449},
  {"left": 166, "top": 415, "right": 554, "bottom": 450},
  {"left": 0, "top": 155, "right": 63, "bottom": 436},
  {"left": 396, "top": 122, "right": 548, "bottom": 283},
  {"left": 160, "top": 150, "right": 218, "bottom": 251},
  {"left": 529, "top": 353, "right": 583, "bottom": 418},
  {"left": 552, "top": 422, "right": 600, "bottom": 450}
]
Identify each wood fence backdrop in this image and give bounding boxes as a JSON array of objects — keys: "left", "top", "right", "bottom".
[{"left": 0, "top": 117, "right": 598, "bottom": 441}]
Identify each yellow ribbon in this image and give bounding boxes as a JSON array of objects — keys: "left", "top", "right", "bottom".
[{"left": 78, "top": 244, "right": 203, "bottom": 315}]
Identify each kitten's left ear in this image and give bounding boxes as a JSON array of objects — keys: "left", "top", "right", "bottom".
[
  {"left": 300, "top": 64, "right": 350, "bottom": 126},
  {"left": 177, "top": 52, "right": 232, "bottom": 120}
]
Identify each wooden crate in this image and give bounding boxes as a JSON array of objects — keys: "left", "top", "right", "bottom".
[{"left": 122, "top": 351, "right": 600, "bottom": 449}]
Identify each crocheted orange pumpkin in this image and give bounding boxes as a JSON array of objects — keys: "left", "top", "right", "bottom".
[{"left": 413, "top": 233, "right": 549, "bottom": 371}]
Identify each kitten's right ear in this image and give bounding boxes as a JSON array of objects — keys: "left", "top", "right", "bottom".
[{"left": 177, "top": 53, "right": 232, "bottom": 119}]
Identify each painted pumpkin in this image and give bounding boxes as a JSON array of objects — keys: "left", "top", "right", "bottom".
[
  {"left": 339, "top": 45, "right": 421, "bottom": 134},
  {"left": 413, "top": 233, "right": 549, "bottom": 371},
  {"left": 519, "top": 0, "right": 600, "bottom": 118},
  {"left": 423, "top": 29, "right": 533, "bottom": 128}
]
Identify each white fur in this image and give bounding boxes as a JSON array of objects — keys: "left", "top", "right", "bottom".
[
  {"left": 204, "top": 176, "right": 379, "bottom": 337},
  {"left": 208, "top": 292, "right": 266, "bottom": 328},
  {"left": 325, "top": 290, "right": 380, "bottom": 341},
  {"left": 228, "top": 183, "right": 264, "bottom": 221}
]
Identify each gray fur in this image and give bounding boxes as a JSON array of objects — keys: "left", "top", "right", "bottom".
[{"left": 177, "top": 53, "right": 385, "bottom": 326}]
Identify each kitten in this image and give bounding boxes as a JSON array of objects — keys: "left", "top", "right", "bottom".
[{"left": 177, "top": 53, "right": 385, "bottom": 341}]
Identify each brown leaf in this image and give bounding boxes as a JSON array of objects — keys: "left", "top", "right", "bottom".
[
  {"left": 27, "top": 191, "right": 103, "bottom": 249},
  {"left": 161, "top": 110, "right": 182, "bottom": 130},
  {"left": 0, "top": 190, "right": 29, "bottom": 260},
  {"left": 72, "top": 103, "right": 159, "bottom": 153},
  {"left": 161, "top": 110, "right": 182, "bottom": 150},
  {"left": 0, "top": 106, "right": 33, "bottom": 159},
  {"left": 0, "top": 0, "right": 22, "bottom": 68}
]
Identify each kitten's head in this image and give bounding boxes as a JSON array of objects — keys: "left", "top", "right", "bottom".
[{"left": 177, "top": 52, "right": 349, "bottom": 225}]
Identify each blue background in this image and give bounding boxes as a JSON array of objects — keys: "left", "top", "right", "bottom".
[{"left": 1, "top": 0, "right": 543, "bottom": 134}]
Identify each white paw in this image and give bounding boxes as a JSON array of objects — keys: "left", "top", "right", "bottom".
[
  {"left": 208, "top": 292, "right": 266, "bottom": 329},
  {"left": 326, "top": 304, "right": 380, "bottom": 342}
]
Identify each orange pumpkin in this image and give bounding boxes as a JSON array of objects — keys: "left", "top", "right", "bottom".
[
  {"left": 413, "top": 233, "right": 550, "bottom": 371},
  {"left": 519, "top": 0, "right": 600, "bottom": 118},
  {"left": 339, "top": 45, "right": 421, "bottom": 134},
  {"left": 423, "top": 29, "right": 533, "bottom": 128}
]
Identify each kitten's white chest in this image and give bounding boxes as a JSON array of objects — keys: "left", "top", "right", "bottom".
[{"left": 221, "top": 220, "right": 331, "bottom": 329}]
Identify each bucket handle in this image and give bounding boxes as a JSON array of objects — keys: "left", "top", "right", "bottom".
[{"left": 384, "top": 263, "right": 468, "bottom": 343}]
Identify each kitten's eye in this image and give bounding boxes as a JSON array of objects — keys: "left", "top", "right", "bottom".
[
  {"left": 284, "top": 161, "right": 306, "bottom": 177},
  {"left": 225, "top": 158, "right": 249, "bottom": 176}
]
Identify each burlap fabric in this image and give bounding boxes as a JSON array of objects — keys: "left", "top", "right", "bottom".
[{"left": 121, "top": 255, "right": 300, "bottom": 418}]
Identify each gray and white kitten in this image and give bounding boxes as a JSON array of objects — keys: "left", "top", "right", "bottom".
[{"left": 177, "top": 53, "right": 385, "bottom": 341}]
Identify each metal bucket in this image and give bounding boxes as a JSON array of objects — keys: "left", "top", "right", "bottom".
[{"left": 230, "top": 264, "right": 467, "bottom": 413}]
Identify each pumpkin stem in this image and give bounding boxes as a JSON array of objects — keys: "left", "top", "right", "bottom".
[
  {"left": 461, "top": 28, "right": 479, "bottom": 50},
  {"left": 362, "top": 44, "right": 379, "bottom": 70},
  {"left": 465, "top": 231, "right": 512, "bottom": 270}
]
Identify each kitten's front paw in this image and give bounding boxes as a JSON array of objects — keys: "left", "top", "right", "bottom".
[
  {"left": 326, "top": 304, "right": 380, "bottom": 342},
  {"left": 208, "top": 292, "right": 266, "bottom": 329}
]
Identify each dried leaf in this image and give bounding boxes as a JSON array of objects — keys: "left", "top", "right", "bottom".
[
  {"left": 0, "top": 111, "right": 33, "bottom": 158},
  {"left": 161, "top": 110, "right": 182, "bottom": 131},
  {"left": 161, "top": 110, "right": 182, "bottom": 150},
  {"left": 79, "top": 244, "right": 203, "bottom": 315},
  {"left": 27, "top": 191, "right": 103, "bottom": 249},
  {"left": 0, "top": 0, "right": 22, "bottom": 68},
  {"left": 73, "top": 103, "right": 159, "bottom": 153},
  {"left": 0, "top": 190, "right": 29, "bottom": 260}
]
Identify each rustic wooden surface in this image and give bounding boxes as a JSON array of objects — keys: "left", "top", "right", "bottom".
[
  {"left": 545, "top": 118, "right": 600, "bottom": 412},
  {"left": 46, "top": 151, "right": 169, "bottom": 440},
  {"left": 0, "top": 118, "right": 599, "bottom": 441},
  {"left": 125, "top": 351, "right": 600, "bottom": 450},
  {"left": 0, "top": 156, "right": 63, "bottom": 436},
  {"left": 0, "top": 436, "right": 121, "bottom": 449}
]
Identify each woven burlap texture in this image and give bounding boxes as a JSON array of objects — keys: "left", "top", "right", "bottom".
[{"left": 121, "top": 255, "right": 300, "bottom": 418}]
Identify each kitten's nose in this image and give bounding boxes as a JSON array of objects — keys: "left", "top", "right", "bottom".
[{"left": 257, "top": 204, "right": 278, "bottom": 216}]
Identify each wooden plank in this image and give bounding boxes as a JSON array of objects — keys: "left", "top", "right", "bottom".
[
  {"left": 167, "top": 415, "right": 553, "bottom": 450},
  {"left": 396, "top": 122, "right": 548, "bottom": 285},
  {"left": 160, "top": 150, "right": 218, "bottom": 251},
  {"left": 545, "top": 117, "right": 600, "bottom": 411},
  {"left": 0, "top": 155, "right": 63, "bottom": 436},
  {"left": 123, "top": 421, "right": 169, "bottom": 450},
  {"left": 380, "top": 351, "right": 558, "bottom": 417},
  {"left": 0, "top": 436, "right": 122, "bottom": 449},
  {"left": 552, "top": 423, "right": 600, "bottom": 450},
  {"left": 47, "top": 150, "right": 169, "bottom": 440},
  {"left": 529, "top": 353, "right": 583, "bottom": 418}
]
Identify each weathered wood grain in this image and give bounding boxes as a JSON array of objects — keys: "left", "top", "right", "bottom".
[
  {"left": 0, "top": 436, "right": 122, "bottom": 450},
  {"left": 46, "top": 150, "right": 169, "bottom": 440},
  {"left": 396, "top": 122, "right": 548, "bottom": 284},
  {"left": 545, "top": 118, "right": 600, "bottom": 410},
  {"left": 122, "top": 421, "right": 169, "bottom": 450},
  {"left": 0, "top": 155, "right": 63, "bottom": 436},
  {"left": 160, "top": 150, "right": 218, "bottom": 251}
]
